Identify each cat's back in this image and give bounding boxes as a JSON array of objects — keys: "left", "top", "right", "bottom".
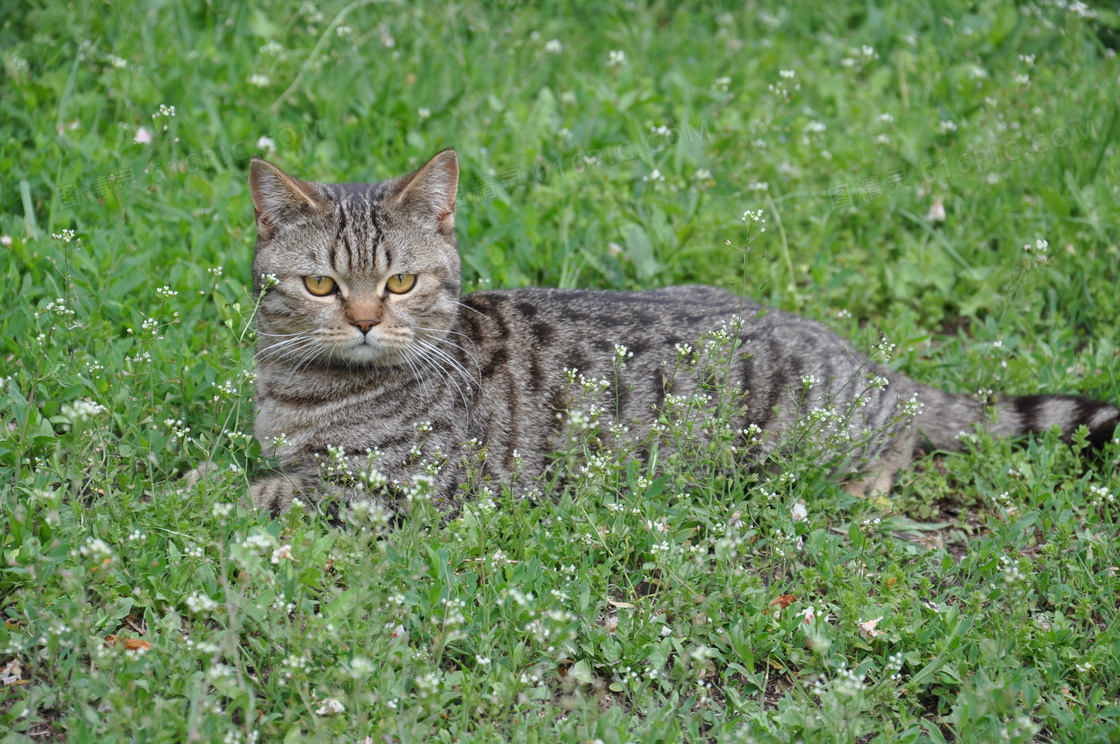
[{"left": 458, "top": 284, "right": 758, "bottom": 344}]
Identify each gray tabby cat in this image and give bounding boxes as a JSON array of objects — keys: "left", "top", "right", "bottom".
[{"left": 247, "top": 149, "right": 1118, "bottom": 513}]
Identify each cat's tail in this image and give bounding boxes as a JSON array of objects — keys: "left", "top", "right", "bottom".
[{"left": 913, "top": 386, "right": 1119, "bottom": 453}]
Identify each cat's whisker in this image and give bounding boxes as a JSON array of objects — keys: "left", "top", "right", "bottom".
[
  {"left": 413, "top": 351, "right": 469, "bottom": 412},
  {"left": 256, "top": 334, "right": 314, "bottom": 357},
  {"left": 455, "top": 301, "right": 501, "bottom": 330},
  {"left": 280, "top": 343, "right": 328, "bottom": 387},
  {"left": 420, "top": 352, "right": 475, "bottom": 415},
  {"left": 413, "top": 326, "right": 476, "bottom": 344},
  {"left": 256, "top": 339, "right": 317, "bottom": 367},
  {"left": 410, "top": 341, "right": 471, "bottom": 412},
  {"left": 412, "top": 328, "right": 483, "bottom": 379},
  {"left": 401, "top": 345, "right": 449, "bottom": 403},
  {"left": 435, "top": 340, "right": 483, "bottom": 382},
  {"left": 398, "top": 352, "right": 425, "bottom": 395},
  {"left": 415, "top": 338, "right": 477, "bottom": 390},
  {"left": 399, "top": 347, "right": 440, "bottom": 407},
  {"left": 256, "top": 331, "right": 314, "bottom": 348},
  {"left": 255, "top": 343, "right": 312, "bottom": 367}
]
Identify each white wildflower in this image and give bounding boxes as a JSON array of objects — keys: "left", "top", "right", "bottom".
[
  {"left": 315, "top": 698, "right": 345, "bottom": 716},
  {"left": 925, "top": 197, "right": 946, "bottom": 222}
]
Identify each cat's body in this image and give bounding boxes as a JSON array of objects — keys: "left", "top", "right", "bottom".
[{"left": 247, "top": 150, "right": 1118, "bottom": 513}]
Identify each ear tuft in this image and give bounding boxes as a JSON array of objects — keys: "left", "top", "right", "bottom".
[
  {"left": 395, "top": 149, "right": 459, "bottom": 235},
  {"left": 248, "top": 159, "right": 327, "bottom": 238}
]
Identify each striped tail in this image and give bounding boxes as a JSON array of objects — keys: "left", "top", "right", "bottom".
[{"left": 915, "top": 387, "right": 1119, "bottom": 452}]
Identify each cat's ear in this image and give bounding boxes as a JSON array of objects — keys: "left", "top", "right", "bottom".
[
  {"left": 395, "top": 149, "right": 458, "bottom": 235},
  {"left": 248, "top": 159, "right": 328, "bottom": 239}
]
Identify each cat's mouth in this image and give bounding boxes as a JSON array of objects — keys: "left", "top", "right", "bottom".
[
  {"left": 338, "top": 334, "right": 401, "bottom": 366},
  {"left": 346, "top": 338, "right": 386, "bottom": 360}
]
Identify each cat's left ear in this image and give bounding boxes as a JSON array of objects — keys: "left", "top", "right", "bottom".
[{"left": 395, "top": 149, "right": 458, "bottom": 236}]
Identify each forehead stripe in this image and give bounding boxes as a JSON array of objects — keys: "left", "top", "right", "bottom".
[
  {"left": 370, "top": 204, "right": 387, "bottom": 272},
  {"left": 331, "top": 206, "right": 347, "bottom": 273}
]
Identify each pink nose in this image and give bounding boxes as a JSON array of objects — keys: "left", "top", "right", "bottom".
[{"left": 352, "top": 319, "right": 378, "bottom": 334}]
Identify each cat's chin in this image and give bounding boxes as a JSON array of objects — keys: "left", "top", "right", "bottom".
[{"left": 340, "top": 343, "right": 390, "bottom": 365}]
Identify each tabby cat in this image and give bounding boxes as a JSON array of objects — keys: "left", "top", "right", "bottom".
[{"left": 247, "top": 150, "right": 1118, "bottom": 513}]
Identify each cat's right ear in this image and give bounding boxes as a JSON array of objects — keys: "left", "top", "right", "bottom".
[{"left": 248, "top": 159, "right": 327, "bottom": 239}]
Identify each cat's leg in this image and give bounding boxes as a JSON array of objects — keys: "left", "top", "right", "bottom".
[
  {"left": 844, "top": 428, "right": 918, "bottom": 500},
  {"left": 250, "top": 469, "right": 341, "bottom": 513}
]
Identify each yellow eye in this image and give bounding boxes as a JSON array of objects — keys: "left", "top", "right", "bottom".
[
  {"left": 385, "top": 273, "right": 416, "bottom": 294},
  {"left": 304, "top": 275, "right": 337, "bottom": 296}
]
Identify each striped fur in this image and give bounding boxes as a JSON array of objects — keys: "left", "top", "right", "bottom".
[{"left": 247, "top": 151, "right": 1119, "bottom": 513}]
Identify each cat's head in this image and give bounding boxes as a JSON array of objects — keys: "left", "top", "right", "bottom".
[{"left": 249, "top": 150, "right": 461, "bottom": 368}]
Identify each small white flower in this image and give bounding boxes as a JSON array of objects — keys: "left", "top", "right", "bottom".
[
  {"left": 857, "top": 616, "right": 884, "bottom": 639},
  {"left": 336, "top": 25, "right": 352, "bottom": 38},
  {"left": 62, "top": 399, "right": 107, "bottom": 423},
  {"left": 791, "top": 503, "right": 808, "bottom": 522},
  {"left": 607, "top": 49, "right": 627, "bottom": 67},
  {"left": 257, "top": 136, "right": 276, "bottom": 154},
  {"left": 0, "top": 235, "right": 11, "bottom": 247},
  {"left": 879, "top": 112, "right": 894, "bottom": 123},
  {"left": 271, "top": 545, "right": 293, "bottom": 563},
  {"left": 925, "top": 197, "right": 946, "bottom": 222},
  {"left": 315, "top": 698, "right": 345, "bottom": 716},
  {"left": 544, "top": 39, "right": 562, "bottom": 53},
  {"left": 186, "top": 592, "right": 219, "bottom": 614},
  {"left": 248, "top": 73, "right": 271, "bottom": 87},
  {"left": 938, "top": 120, "right": 957, "bottom": 134},
  {"left": 418, "top": 107, "right": 431, "bottom": 120},
  {"left": 134, "top": 127, "right": 153, "bottom": 145}
]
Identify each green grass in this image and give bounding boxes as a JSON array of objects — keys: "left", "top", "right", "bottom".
[{"left": 2, "top": 0, "right": 1120, "bottom": 741}]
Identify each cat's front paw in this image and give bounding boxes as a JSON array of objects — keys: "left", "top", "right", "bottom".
[{"left": 250, "top": 472, "right": 336, "bottom": 513}]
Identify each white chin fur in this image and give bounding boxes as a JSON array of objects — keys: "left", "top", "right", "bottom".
[{"left": 343, "top": 341, "right": 391, "bottom": 364}]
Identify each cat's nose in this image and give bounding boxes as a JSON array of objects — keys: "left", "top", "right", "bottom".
[{"left": 351, "top": 319, "right": 379, "bottom": 334}]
